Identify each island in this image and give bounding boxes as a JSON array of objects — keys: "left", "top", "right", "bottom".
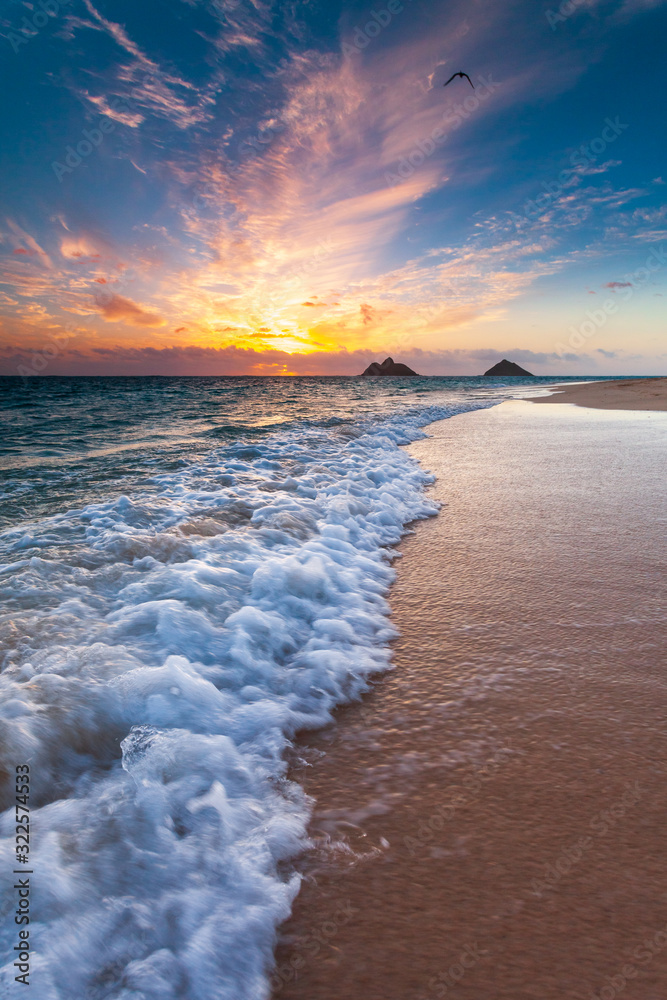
[
  {"left": 360, "top": 357, "right": 420, "bottom": 376},
  {"left": 484, "top": 359, "right": 534, "bottom": 376}
]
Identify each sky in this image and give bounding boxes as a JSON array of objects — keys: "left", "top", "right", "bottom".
[{"left": 0, "top": 0, "right": 666, "bottom": 377}]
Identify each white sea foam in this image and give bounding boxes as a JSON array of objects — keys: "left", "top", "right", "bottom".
[{"left": 0, "top": 400, "right": 494, "bottom": 999}]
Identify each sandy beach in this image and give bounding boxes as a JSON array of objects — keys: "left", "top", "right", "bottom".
[
  {"left": 530, "top": 376, "right": 667, "bottom": 410},
  {"left": 274, "top": 389, "right": 667, "bottom": 1000},
  {"left": 4, "top": 0, "right": 666, "bottom": 991}
]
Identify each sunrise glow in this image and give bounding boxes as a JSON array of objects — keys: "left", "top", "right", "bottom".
[{"left": 1, "top": 0, "right": 665, "bottom": 376}]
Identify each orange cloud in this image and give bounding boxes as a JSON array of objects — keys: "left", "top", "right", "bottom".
[
  {"left": 3, "top": 221, "right": 54, "bottom": 270},
  {"left": 60, "top": 235, "right": 108, "bottom": 262},
  {"left": 93, "top": 293, "right": 165, "bottom": 327}
]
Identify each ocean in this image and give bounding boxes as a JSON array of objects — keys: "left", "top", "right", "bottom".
[{"left": 0, "top": 375, "right": 592, "bottom": 1000}]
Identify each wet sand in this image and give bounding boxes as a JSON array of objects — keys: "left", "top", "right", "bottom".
[
  {"left": 273, "top": 400, "right": 667, "bottom": 1000},
  {"left": 530, "top": 376, "right": 667, "bottom": 410}
]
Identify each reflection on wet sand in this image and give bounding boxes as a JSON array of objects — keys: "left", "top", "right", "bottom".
[{"left": 275, "top": 400, "right": 667, "bottom": 1000}]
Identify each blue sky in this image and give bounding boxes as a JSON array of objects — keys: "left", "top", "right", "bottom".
[{"left": 0, "top": 0, "right": 665, "bottom": 375}]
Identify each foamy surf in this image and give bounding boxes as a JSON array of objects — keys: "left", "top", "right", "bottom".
[{"left": 0, "top": 381, "right": 556, "bottom": 999}]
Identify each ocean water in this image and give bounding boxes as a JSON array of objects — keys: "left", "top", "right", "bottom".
[{"left": 0, "top": 375, "right": 589, "bottom": 1000}]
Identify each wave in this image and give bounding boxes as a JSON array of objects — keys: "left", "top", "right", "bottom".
[{"left": 0, "top": 396, "right": 494, "bottom": 999}]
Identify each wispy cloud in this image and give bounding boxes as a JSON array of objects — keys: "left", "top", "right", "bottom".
[
  {"left": 2, "top": 221, "right": 54, "bottom": 271},
  {"left": 2, "top": 0, "right": 665, "bottom": 373},
  {"left": 69, "top": 0, "right": 217, "bottom": 129}
]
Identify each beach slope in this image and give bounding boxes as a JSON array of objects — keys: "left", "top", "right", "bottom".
[
  {"left": 531, "top": 376, "right": 667, "bottom": 410},
  {"left": 274, "top": 398, "right": 667, "bottom": 1000}
]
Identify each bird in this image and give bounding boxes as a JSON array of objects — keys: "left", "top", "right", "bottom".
[{"left": 444, "top": 71, "right": 474, "bottom": 89}]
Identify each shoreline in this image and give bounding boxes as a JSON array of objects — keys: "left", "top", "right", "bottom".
[
  {"left": 528, "top": 375, "right": 667, "bottom": 410},
  {"left": 273, "top": 395, "right": 667, "bottom": 1000}
]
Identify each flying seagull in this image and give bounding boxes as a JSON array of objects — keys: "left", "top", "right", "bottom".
[{"left": 444, "top": 71, "right": 474, "bottom": 89}]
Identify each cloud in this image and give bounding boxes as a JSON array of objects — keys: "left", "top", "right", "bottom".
[
  {"left": 2, "top": 221, "right": 54, "bottom": 270},
  {"left": 93, "top": 293, "right": 165, "bottom": 327},
  {"left": 616, "top": 0, "right": 667, "bottom": 14},
  {"left": 0, "top": 342, "right": 607, "bottom": 378},
  {"left": 3, "top": 0, "right": 666, "bottom": 373},
  {"left": 70, "top": 0, "right": 217, "bottom": 130},
  {"left": 60, "top": 236, "right": 105, "bottom": 261},
  {"left": 605, "top": 281, "right": 632, "bottom": 288},
  {"left": 577, "top": 159, "right": 622, "bottom": 176},
  {"left": 360, "top": 303, "right": 376, "bottom": 325}
]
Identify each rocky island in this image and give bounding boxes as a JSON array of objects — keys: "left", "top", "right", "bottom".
[
  {"left": 484, "top": 359, "right": 534, "bottom": 376},
  {"left": 360, "top": 357, "right": 419, "bottom": 376}
]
